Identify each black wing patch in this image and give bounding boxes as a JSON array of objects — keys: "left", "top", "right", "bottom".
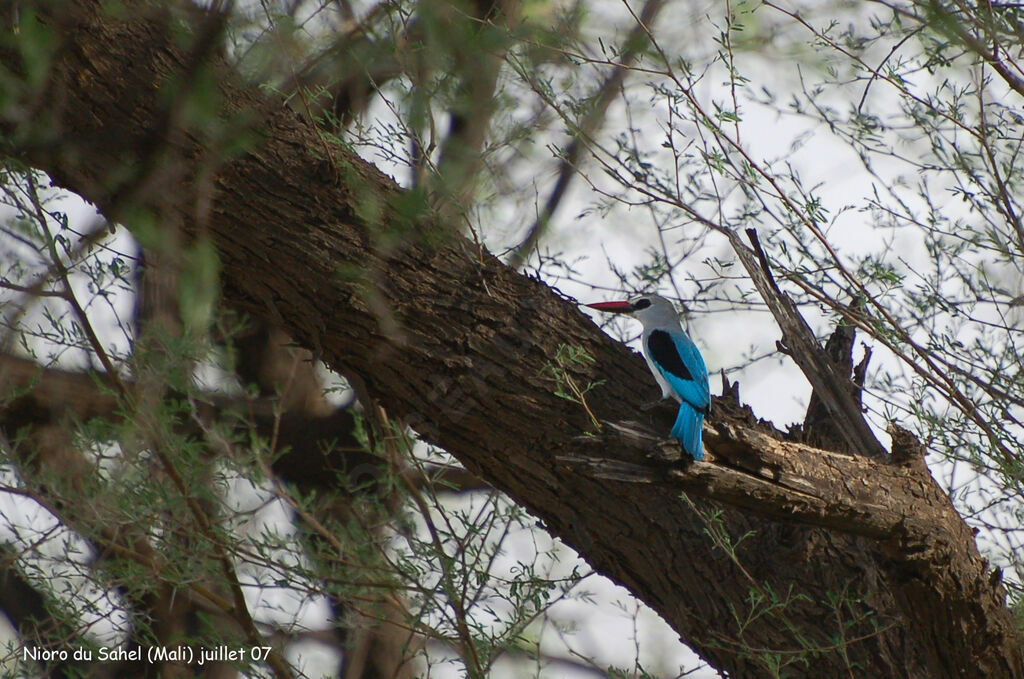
[{"left": 647, "top": 330, "right": 693, "bottom": 381}]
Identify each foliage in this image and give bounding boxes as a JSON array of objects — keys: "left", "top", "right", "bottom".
[{"left": 539, "top": 344, "right": 604, "bottom": 427}]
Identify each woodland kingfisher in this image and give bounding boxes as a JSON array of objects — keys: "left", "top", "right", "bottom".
[{"left": 587, "top": 294, "right": 710, "bottom": 460}]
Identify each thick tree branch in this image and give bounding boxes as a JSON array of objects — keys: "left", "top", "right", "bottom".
[
  {"left": 563, "top": 413, "right": 951, "bottom": 543},
  {"left": 1, "top": 2, "right": 1021, "bottom": 677}
]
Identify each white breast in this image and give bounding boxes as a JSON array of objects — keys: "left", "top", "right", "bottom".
[{"left": 641, "top": 329, "right": 679, "bottom": 402}]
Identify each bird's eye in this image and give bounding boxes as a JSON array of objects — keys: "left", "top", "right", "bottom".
[{"left": 633, "top": 298, "right": 652, "bottom": 310}]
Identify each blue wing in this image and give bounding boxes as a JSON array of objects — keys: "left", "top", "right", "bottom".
[{"left": 646, "top": 329, "right": 710, "bottom": 412}]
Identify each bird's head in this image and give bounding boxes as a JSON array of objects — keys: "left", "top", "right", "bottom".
[{"left": 585, "top": 294, "right": 680, "bottom": 327}]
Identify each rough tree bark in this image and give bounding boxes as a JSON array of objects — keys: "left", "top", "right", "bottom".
[{"left": 1, "top": 1, "right": 1021, "bottom": 677}]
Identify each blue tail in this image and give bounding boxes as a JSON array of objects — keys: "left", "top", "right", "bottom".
[{"left": 671, "top": 404, "right": 704, "bottom": 461}]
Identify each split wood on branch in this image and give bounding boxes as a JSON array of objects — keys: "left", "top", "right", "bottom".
[
  {"left": 559, "top": 417, "right": 928, "bottom": 543},
  {"left": 734, "top": 228, "right": 886, "bottom": 459}
]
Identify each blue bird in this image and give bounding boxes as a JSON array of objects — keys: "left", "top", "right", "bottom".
[{"left": 587, "top": 294, "right": 710, "bottom": 460}]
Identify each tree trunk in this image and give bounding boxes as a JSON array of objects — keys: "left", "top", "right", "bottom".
[{"left": 2, "top": 2, "right": 1021, "bottom": 677}]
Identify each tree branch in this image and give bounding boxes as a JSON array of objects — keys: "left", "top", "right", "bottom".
[
  {"left": 737, "top": 228, "right": 886, "bottom": 458},
  {"left": 561, "top": 414, "right": 938, "bottom": 543}
]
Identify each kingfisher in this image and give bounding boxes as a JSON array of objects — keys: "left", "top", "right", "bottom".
[{"left": 586, "top": 294, "right": 710, "bottom": 460}]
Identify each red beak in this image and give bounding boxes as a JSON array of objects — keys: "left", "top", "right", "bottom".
[{"left": 585, "top": 300, "right": 634, "bottom": 313}]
